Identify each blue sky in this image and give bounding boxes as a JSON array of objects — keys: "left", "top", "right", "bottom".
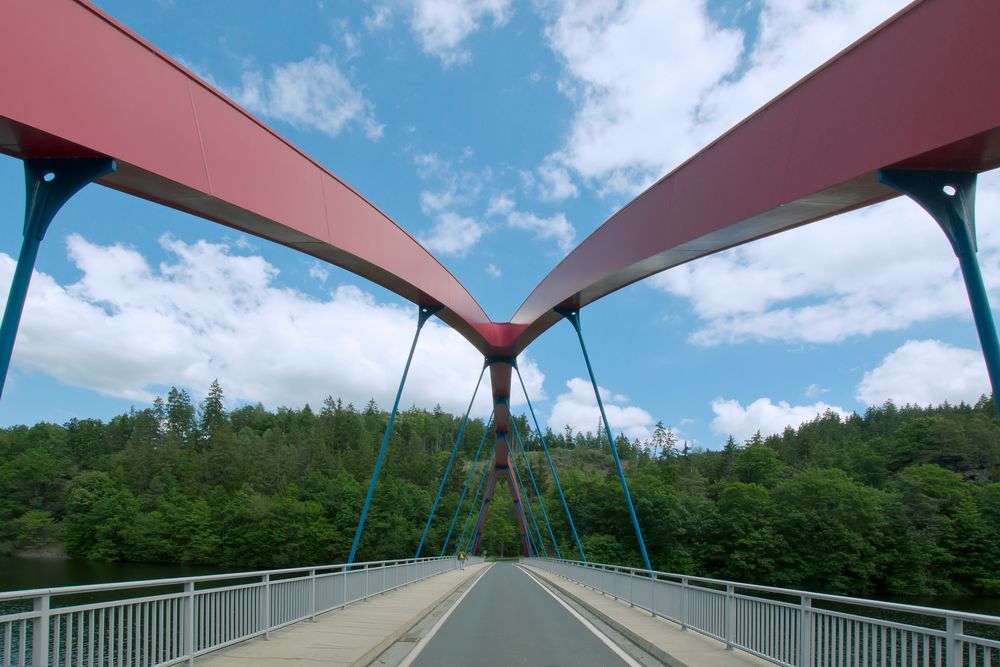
[{"left": 1, "top": 0, "right": 997, "bottom": 449}]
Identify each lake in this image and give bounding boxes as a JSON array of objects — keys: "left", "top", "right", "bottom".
[{"left": 0, "top": 556, "right": 248, "bottom": 594}]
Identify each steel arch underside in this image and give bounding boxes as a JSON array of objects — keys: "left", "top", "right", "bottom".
[{"left": 2, "top": 0, "right": 1000, "bottom": 437}]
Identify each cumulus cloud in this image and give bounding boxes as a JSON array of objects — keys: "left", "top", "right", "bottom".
[
  {"left": 409, "top": 0, "right": 511, "bottom": 65},
  {"left": 542, "top": 0, "right": 910, "bottom": 196},
  {"left": 649, "top": 175, "right": 1000, "bottom": 345},
  {"left": 710, "top": 398, "right": 849, "bottom": 442},
  {"left": 548, "top": 377, "right": 653, "bottom": 440},
  {"left": 857, "top": 340, "right": 991, "bottom": 407},
  {"left": 419, "top": 212, "right": 485, "bottom": 257},
  {"left": 0, "top": 235, "right": 543, "bottom": 415},
  {"left": 233, "top": 47, "right": 383, "bottom": 140},
  {"left": 507, "top": 211, "right": 575, "bottom": 254}
]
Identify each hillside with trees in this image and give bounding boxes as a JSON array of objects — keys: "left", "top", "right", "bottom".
[{"left": 1, "top": 381, "right": 998, "bottom": 598}]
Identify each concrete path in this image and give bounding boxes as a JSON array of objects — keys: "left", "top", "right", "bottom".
[
  {"left": 522, "top": 564, "right": 773, "bottom": 667},
  {"left": 195, "top": 563, "right": 488, "bottom": 667}
]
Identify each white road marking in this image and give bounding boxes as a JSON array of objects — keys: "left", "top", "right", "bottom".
[
  {"left": 398, "top": 563, "right": 495, "bottom": 667},
  {"left": 516, "top": 565, "right": 643, "bottom": 667}
]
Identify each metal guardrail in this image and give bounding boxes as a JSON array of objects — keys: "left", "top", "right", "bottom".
[
  {"left": 524, "top": 557, "right": 1000, "bottom": 667},
  {"left": 0, "top": 555, "right": 475, "bottom": 666}
]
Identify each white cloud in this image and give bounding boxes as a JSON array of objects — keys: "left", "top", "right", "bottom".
[
  {"left": 308, "top": 262, "right": 330, "bottom": 283},
  {"left": 418, "top": 212, "right": 485, "bottom": 257},
  {"left": 233, "top": 47, "right": 383, "bottom": 140},
  {"left": 409, "top": 0, "right": 511, "bottom": 66},
  {"left": 710, "top": 397, "right": 849, "bottom": 442},
  {"left": 536, "top": 161, "right": 578, "bottom": 202},
  {"left": 507, "top": 211, "right": 575, "bottom": 253},
  {"left": 649, "top": 175, "right": 1000, "bottom": 345},
  {"left": 0, "top": 235, "right": 544, "bottom": 416},
  {"left": 548, "top": 377, "right": 653, "bottom": 440},
  {"left": 365, "top": 4, "right": 393, "bottom": 31},
  {"left": 543, "top": 0, "right": 910, "bottom": 196},
  {"left": 857, "top": 340, "right": 990, "bottom": 407},
  {"left": 485, "top": 263, "right": 502, "bottom": 278},
  {"left": 486, "top": 193, "right": 515, "bottom": 217}
]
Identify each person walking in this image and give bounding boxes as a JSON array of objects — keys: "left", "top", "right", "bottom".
[{"left": 458, "top": 550, "right": 467, "bottom": 570}]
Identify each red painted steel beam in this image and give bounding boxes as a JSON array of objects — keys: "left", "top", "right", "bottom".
[
  {"left": 0, "top": 0, "right": 497, "bottom": 352},
  {"left": 507, "top": 0, "right": 1000, "bottom": 354}
]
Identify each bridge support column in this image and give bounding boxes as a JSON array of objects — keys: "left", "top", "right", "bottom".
[
  {"left": 0, "top": 158, "right": 115, "bottom": 399},
  {"left": 556, "top": 307, "right": 653, "bottom": 572},
  {"left": 879, "top": 169, "right": 1000, "bottom": 418}
]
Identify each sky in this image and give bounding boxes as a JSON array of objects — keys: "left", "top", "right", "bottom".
[{"left": 0, "top": 0, "right": 997, "bottom": 449}]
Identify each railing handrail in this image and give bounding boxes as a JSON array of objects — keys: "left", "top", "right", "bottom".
[
  {"left": 0, "top": 555, "right": 453, "bottom": 601},
  {"left": 529, "top": 557, "right": 1000, "bottom": 626}
]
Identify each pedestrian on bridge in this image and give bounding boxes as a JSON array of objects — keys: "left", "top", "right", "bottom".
[{"left": 458, "top": 550, "right": 467, "bottom": 570}]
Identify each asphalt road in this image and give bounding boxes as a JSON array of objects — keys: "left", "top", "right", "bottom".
[{"left": 409, "top": 562, "right": 633, "bottom": 667}]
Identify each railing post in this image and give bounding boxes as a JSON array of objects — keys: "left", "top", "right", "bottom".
[
  {"left": 31, "top": 595, "right": 50, "bottom": 667},
  {"left": 725, "top": 584, "right": 736, "bottom": 650},
  {"left": 798, "top": 595, "right": 813, "bottom": 667},
  {"left": 309, "top": 569, "right": 317, "bottom": 621},
  {"left": 629, "top": 569, "right": 635, "bottom": 607},
  {"left": 946, "top": 616, "right": 963, "bottom": 666},
  {"left": 681, "top": 577, "right": 689, "bottom": 631},
  {"left": 261, "top": 574, "right": 271, "bottom": 640},
  {"left": 365, "top": 565, "right": 370, "bottom": 599},
  {"left": 183, "top": 582, "right": 194, "bottom": 666}
]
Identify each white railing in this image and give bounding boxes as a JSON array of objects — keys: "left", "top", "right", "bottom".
[
  {"left": 524, "top": 558, "right": 1000, "bottom": 667},
  {"left": 0, "top": 556, "right": 468, "bottom": 666}
]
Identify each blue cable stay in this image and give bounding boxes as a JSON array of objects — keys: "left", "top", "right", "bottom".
[
  {"left": 555, "top": 307, "right": 652, "bottom": 573},
  {"left": 508, "top": 448, "right": 548, "bottom": 556},
  {"left": 454, "top": 437, "right": 497, "bottom": 555},
  {"left": 348, "top": 305, "right": 443, "bottom": 564},
  {"left": 439, "top": 411, "right": 494, "bottom": 556},
  {"left": 505, "top": 463, "right": 536, "bottom": 557},
  {"left": 506, "top": 404, "right": 562, "bottom": 559},
  {"left": 468, "top": 467, "right": 497, "bottom": 554},
  {"left": 513, "top": 362, "right": 587, "bottom": 562},
  {"left": 414, "top": 363, "right": 487, "bottom": 558}
]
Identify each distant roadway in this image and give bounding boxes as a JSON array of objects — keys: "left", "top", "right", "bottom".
[{"left": 406, "top": 562, "right": 639, "bottom": 666}]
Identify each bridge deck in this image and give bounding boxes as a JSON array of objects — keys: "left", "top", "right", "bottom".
[{"left": 195, "top": 561, "right": 766, "bottom": 666}]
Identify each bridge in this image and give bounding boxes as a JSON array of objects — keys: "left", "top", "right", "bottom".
[{"left": 1, "top": 0, "right": 1000, "bottom": 665}]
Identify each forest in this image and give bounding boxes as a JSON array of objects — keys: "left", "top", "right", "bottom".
[{"left": 1, "top": 380, "right": 999, "bottom": 599}]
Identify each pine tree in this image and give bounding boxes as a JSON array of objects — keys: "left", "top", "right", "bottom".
[{"left": 199, "top": 379, "right": 226, "bottom": 441}]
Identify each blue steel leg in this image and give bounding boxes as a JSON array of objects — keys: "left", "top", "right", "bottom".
[
  {"left": 0, "top": 158, "right": 116, "bottom": 398},
  {"left": 509, "top": 452, "right": 548, "bottom": 556},
  {"left": 348, "top": 304, "right": 443, "bottom": 563},
  {"left": 879, "top": 169, "right": 1000, "bottom": 418},
  {"left": 415, "top": 363, "right": 487, "bottom": 557},
  {"left": 440, "top": 412, "right": 494, "bottom": 556},
  {"left": 513, "top": 363, "right": 587, "bottom": 562},
  {"left": 470, "top": 468, "right": 497, "bottom": 554},
  {"left": 507, "top": 407, "right": 561, "bottom": 559},
  {"left": 556, "top": 307, "right": 653, "bottom": 573},
  {"left": 455, "top": 439, "right": 496, "bottom": 555}
]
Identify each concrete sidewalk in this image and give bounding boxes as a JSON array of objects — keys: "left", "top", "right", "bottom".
[
  {"left": 521, "top": 564, "right": 772, "bottom": 667},
  {"left": 196, "top": 563, "right": 488, "bottom": 667}
]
